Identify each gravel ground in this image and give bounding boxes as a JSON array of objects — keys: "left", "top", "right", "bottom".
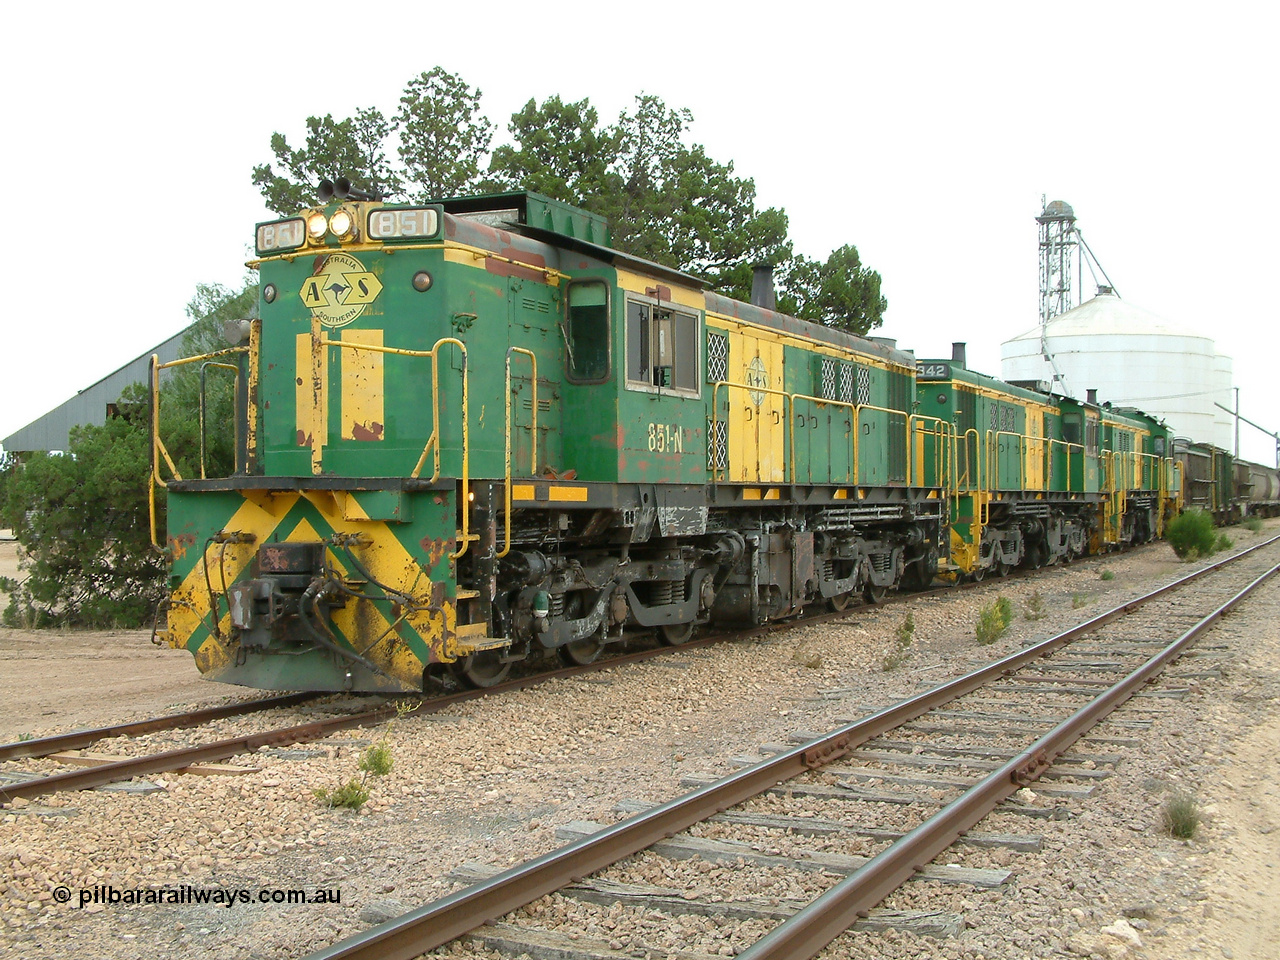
[{"left": 2, "top": 525, "right": 1278, "bottom": 960}]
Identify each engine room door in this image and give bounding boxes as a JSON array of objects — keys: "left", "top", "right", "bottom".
[{"left": 726, "top": 332, "right": 785, "bottom": 483}]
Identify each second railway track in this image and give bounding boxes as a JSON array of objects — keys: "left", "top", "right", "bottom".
[{"left": 299, "top": 535, "right": 1280, "bottom": 960}]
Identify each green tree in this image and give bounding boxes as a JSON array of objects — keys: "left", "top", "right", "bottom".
[
  {"left": 396, "top": 67, "right": 495, "bottom": 200},
  {"left": 252, "top": 108, "right": 402, "bottom": 215},
  {"left": 780, "top": 245, "right": 887, "bottom": 336},
  {"left": 251, "top": 75, "right": 886, "bottom": 324},
  {"left": 0, "top": 278, "right": 259, "bottom": 628},
  {"left": 485, "top": 95, "right": 619, "bottom": 204},
  {"left": 2, "top": 414, "right": 165, "bottom": 627}
]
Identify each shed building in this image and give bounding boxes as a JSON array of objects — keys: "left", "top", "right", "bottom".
[{"left": 2, "top": 327, "right": 192, "bottom": 453}]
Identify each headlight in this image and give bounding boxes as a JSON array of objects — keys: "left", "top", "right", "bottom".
[
  {"left": 307, "top": 213, "right": 328, "bottom": 240},
  {"left": 368, "top": 207, "right": 440, "bottom": 240},
  {"left": 329, "top": 209, "right": 355, "bottom": 240}
]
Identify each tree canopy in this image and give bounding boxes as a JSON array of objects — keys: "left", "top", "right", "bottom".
[{"left": 252, "top": 70, "right": 886, "bottom": 335}]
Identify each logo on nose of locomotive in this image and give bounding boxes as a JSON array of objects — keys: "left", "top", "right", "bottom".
[{"left": 300, "top": 252, "right": 383, "bottom": 327}]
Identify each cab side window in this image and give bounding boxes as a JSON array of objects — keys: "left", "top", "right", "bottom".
[
  {"left": 626, "top": 298, "right": 699, "bottom": 394},
  {"left": 565, "top": 280, "right": 610, "bottom": 383}
]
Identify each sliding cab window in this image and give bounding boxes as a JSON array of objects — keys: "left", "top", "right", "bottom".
[
  {"left": 625, "top": 298, "right": 699, "bottom": 395},
  {"left": 564, "top": 280, "right": 611, "bottom": 383}
]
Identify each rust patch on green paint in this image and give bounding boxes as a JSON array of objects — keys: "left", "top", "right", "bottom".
[
  {"left": 168, "top": 533, "right": 197, "bottom": 562},
  {"left": 421, "top": 537, "right": 448, "bottom": 570}
]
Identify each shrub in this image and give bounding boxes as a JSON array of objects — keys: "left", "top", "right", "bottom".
[
  {"left": 883, "top": 613, "right": 915, "bottom": 670},
  {"left": 1072, "top": 593, "right": 1089, "bottom": 609},
  {"left": 1216, "top": 533, "right": 1233, "bottom": 552},
  {"left": 1243, "top": 516, "right": 1263, "bottom": 533},
  {"left": 1024, "top": 591, "right": 1046, "bottom": 621},
  {"left": 1166, "top": 509, "right": 1219, "bottom": 560},
  {"left": 1162, "top": 793, "right": 1201, "bottom": 839},
  {"left": 975, "top": 596, "right": 1013, "bottom": 645},
  {"left": 1100, "top": 569, "right": 1116, "bottom": 581},
  {"left": 0, "top": 281, "right": 258, "bottom": 628}
]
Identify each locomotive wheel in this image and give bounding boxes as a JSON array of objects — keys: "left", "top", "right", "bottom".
[
  {"left": 997, "top": 561, "right": 1012, "bottom": 577},
  {"left": 658, "top": 621, "right": 695, "bottom": 645},
  {"left": 863, "top": 583, "right": 888, "bottom": 604},
  {"left": 828, "top": 591, "right": 856, "bottom": 612},
  {"left": 971, "top": 565, "right": 986, "bottom": 582},
  {"left": 559, "top": 636, "right": 604, "bottom": 666},
  {"left": 451, "top": 651, "right": 512, "bottom": 688}
]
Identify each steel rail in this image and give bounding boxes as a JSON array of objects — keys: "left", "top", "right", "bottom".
[
  {"left": 299, "top": 534, "right": 1280, "bottom": 960},
  {"left": 0, "top": 693, "right": 316, "bottom": 762},
  {"left": 0, "top": 615, "right": 830, "bottom": 803},
  {"left": 737, "top": 560, "right": 1280, "bottom": 960}
]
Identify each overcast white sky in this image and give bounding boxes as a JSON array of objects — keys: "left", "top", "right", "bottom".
[{"left": 3, "top": 2, "right": 1276, "bottom": 462}]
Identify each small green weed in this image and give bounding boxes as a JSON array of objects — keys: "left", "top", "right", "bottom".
[
  {"left": 883, "top": 612, "right": 915, "bottom": 670},
  {"left": 16, "top": 732, "right": 34, "bottom": 742},
  {"left": 1161, "top": 793, "right": 1201, "bottom": 840},
  {"left": 1216, "top": 533, "right": 1233, "bottom": 552},
  {"left": 315, "top": 699, "right": 418, "bottom": 812},
  {"left": 313, "top": 778, "right": 371, "bottom": 811},
  {"left": 975, "top": 596, "right": 1013, "bottom": 645},
  {"left": 1099, "top": 569, "right": 1116, "bottom": 581},
  {"left": 1243, "top": 516, "right": 1263, "bottom": 533},
  {"left": 1024, "top": 591, "right": 1046, "bottom": 621},
  {"left": 1071, "top": 593, "right": 1089, "bottom": 609}
]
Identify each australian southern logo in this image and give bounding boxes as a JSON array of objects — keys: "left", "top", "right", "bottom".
[
  {"left": 746, "top": 356, "right": 769, "bottom": 406},
  {"left": 300, "top": 253, "right": 383, "bottom": 327}
]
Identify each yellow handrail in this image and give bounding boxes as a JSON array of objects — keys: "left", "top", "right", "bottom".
[
  {"left": 709, "top": 381, "right": 793, "bottom": 483},
  {"left": 148, "top": 348, "right": 250, "bottom": 550},
  {"left": 788, "top": 393, "right": 856, "bottom": 485},
  {"left": 498, "top": 347, "right": 539, "bottom": 560},
  {"left": 907, "top": 415, "right": 954, "bottom": 490},
  {"left": 304, "top": 334, "right": 475, "bottom": 558},
  {"left": 852, "top": 403, "right": 910, "bottom": 486}
]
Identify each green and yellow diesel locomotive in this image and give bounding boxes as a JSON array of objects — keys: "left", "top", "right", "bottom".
[
  {"left": 913, "top": 347, "right": 1181, "bottom": 579},
  {"left": 152, "top": 189, "right": 948, "bottom": 692}
]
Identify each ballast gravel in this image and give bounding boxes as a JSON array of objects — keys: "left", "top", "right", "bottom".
[{"left": 1, "top": 524, "right": 1279, "bottom": 960}]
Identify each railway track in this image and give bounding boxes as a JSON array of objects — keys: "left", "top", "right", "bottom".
[
  {"left": 0, "top": 553, "right": 1021, "bottom": 803},
  {"left": 294, "top": 535, "right": 1280, "bottom": 960},
  {"left": 0, "top": 537, "right": 1254, "bottom": 809}
]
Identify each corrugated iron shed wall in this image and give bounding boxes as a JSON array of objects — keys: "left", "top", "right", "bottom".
[{"left": 2, "top": 326, "right": 193, "bottom": 453}]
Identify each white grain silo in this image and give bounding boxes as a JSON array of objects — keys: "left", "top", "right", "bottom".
[
  {"left": 1001, "top": 289, "right": 1232, "bottom": 449},
  {"left": 1212, "top": 352, "right": 1235, "bottom": 453}
]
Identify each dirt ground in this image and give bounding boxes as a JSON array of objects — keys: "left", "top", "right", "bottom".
[{"left": 0, "top": 541, "right": 248, "bottom": 741}]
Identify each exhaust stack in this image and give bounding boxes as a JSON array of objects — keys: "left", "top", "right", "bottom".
[{"left": 750, "top": 264, "right": 776, "bottom": 311}]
